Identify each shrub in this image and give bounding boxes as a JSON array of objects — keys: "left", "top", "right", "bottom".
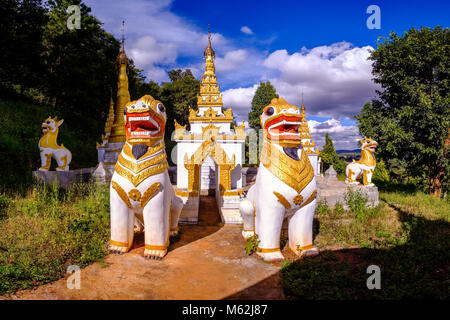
[
  {"left": 245, "top": 234, "right": 260, "bottom": 255},
  {"left": 0, "top": 182, "right": 110, "bottom": 295},
  {"left": 345, "top": 189, "right": 368, "bottom": 220},
  {"left": 315, "top": 200, "right": 330, "bottom": 215},
  {"left": 333, "top": 202, "right": 345, "bottom": 215}
]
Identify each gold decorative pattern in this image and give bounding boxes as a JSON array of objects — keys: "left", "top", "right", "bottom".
[
  {"left": 184, "top": 140, "right": 236, "bottom": 192},
  {"left": 128, "top": 189, "right": 141, "bottom": 201},
  {"left": 140, "top": 182, "right": 161, "bottom": 209},
  {"left": 299, "top": 190, "right": 317, "bottom": 209},
  {"left": 118, "top": 151, "right": 166, "bottom": 174},
  {"left": 111, "top": 181, "right": 132, "bottom": 209},
  {"left": 347, "top": 168, "right": 356, "bottom": 182},
  {"left": 222, "top": 189, "right": 244, "bottom": 196},
  {"left": 41, "top": 153, "right": 52, "bottom": 170},
  {"left": 110, "top": 240, "right": 129, "bottom": 247},
  {"left": 114, "top": 161, "right": 168, "bottom": 187},
  {"left": 297, "top": 244, "right": 315, "bottom": 252},
  {"left": 257, "top": 247, "right": 280, "bottom": 253},
  {"left": 189, "top": 106, "right": 233, "bottom": 123},
  {"left": 175, "top": 189, "right": 199, "bottom": 197},
  {"left": 122, "top": 142, "right": 165, "bottom": 160},
  {"left": 261, "top": 142, "right": 314, "bottom": 194},
  {"left": 145, "top": 243, "right": 168, "bottom": 251},
  {"left": 273, "top": 191, "right": 291, "bottom": 210},
  {"left": 293, "top": 194, "right": 304, "bottom": 205}
]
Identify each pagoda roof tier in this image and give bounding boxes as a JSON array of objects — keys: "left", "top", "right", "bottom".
[
  {"left": 174, "top": 120, "right": 245, "bottom": 141},
  {"left": 189, "top": 107, "right": 233, "bottom": 123}
]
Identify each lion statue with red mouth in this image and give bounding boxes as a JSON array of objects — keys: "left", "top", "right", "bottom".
[
  {"left": 239, "top": 97, "right": 318, "bottom": 262},
  {"left": 109, "top": 95, "right": 183, "bottom": 260},
  {"left": 345, "top": 137, "right": 378, "bottom": 186}
]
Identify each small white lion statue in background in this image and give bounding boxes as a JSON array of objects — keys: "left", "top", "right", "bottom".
[
  {"left": 38, "top": 116, "right": 72, "bottom": 171},
  {"left": 345, "top": 137, "right": 378, "bottom": 186}
]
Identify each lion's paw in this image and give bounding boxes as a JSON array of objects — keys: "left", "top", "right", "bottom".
[
  {"left": 109, "top": 245, "right": 129, "bottom": 255},
  {"left": 144, "top": 249, "right": 167, "bottom": 260},
  {"left": 256, "top": 250, "right": 284, "bottom": 262},
  {"left": 295, "top": 246, "right": 319, "bottom": 259}
]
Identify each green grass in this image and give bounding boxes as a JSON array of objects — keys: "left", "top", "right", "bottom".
[
  {"left": 0, "top": 182, "right": 110, "bottom": 295},
  {"left": 281, "top": 186, "right": 449, "bottom": 299}
]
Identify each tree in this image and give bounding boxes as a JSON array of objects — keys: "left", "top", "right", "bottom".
[
  {"left": 248, "top": 81, "right": 279, "bottom": 130},
  {"left": 356, "top": 27, "right": 449, "bottom": 197},
  {"left": 160, "top": 69, "right": 200, "bottom": 139},
  {"left": 320, "top": 133, "right": 346, "bottom": 174},
  {"left": 0, "top": 0, "right": 47, "bottom": 92}
]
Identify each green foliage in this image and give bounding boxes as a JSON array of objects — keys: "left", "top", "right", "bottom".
[
  {"left": 0, "top": 0, "right": 47, "bottom": 91},
  {"left": 345, "top": 189, "right": 369, "bottom": 220},
  {"left": 372, "top": 159, "right": 390, "bottom": 182},
  {"left": 356, "top": 27, "right": 450, "bottom": 196},
  {"left": 248, "top": 81, "right": 279, "bottom": 130},
  {"left": 319, "top": 133, "right": 347, "bottom": 174},
  {"left": 160, "top": 69, "right": 200, "bottom": 137},
  {"left": 281, "top": 190, "right": 450, "bottom": 299},
  {"left": 315, "top": 200, "right": 330, "bottom": 215},
  {"left": 0, "top": 182, "right": 110, "bottom": 294},
  {"left": 245, "top": 234, "right": 260, "bottom": 255},
  {"left": 333, "top": 202, "right": 345, "bottom": 215}
]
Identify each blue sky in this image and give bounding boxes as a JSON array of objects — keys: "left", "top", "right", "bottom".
[{"left": 84, "top": 0, "right": 448, "bottom": 149}]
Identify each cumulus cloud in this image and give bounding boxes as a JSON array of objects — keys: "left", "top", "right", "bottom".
[
  {"left": 128, "top": 36, "right": 177, "bottom": 67},
  {"left": 240, "top": 26, "right": 254, "bottom": 35},
  {"left": 215, "top": 49, "right": 248, "bottom": 72},
  {"left": 85, "top": 0, "right": 233, "bottom": 83},
  {"left": 222, "top": 85, "right": 258, "bottom": 120},
  {"left": 263, "top": 42, "right": 378, "bottom": 119},
  {"left": 309, "top": 119, "right": 361, "bottom": 150}
]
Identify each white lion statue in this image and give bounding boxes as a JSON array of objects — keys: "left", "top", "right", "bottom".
[
  {"left": 239, "top": 97, "right": 318, "bottom": 262},
  {"left": 38, "top": 116, "right": 72, "bottom": 171},
  {"left": 109, "top": 95, "right": 183, "bottom": 260},
  {"left": 345, "top": 137, "right": 378, "bottom": 186}
]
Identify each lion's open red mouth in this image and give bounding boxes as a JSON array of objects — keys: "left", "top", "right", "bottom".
[
  {"left": 265, "top": 115, "right": 302, "bottom": 141},
  {"left": 125, "top": 112, "right": 163, "bottom": 139}
]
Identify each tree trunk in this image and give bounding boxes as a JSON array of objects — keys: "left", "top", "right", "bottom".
[{"left": 428, "top": 162, "right": 444, "bottom": 198}]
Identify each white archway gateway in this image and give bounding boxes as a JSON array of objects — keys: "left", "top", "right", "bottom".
[{"left": 174, "top": 31, "right": 245, "bottom": 224}]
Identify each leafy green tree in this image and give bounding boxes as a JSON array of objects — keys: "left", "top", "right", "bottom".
[
  {"left": 248, "top": 81, "right": 279, "bottom": 130},
  {"left": 356, "top": 27, "right": 449, "bottom": 197},
  {"left": 160, "top": 69, "right": 200, "bottom": 138},
  {"left": 320, "top": 133, "right": 346, "bottom": 174},
  {"left": 0, "top": 0, "right": 47, "bottom": 92}
]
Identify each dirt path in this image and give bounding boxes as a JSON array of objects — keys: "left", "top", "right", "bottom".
[{"left": 3, "top": 196, "right": 285, "bottom": 300}]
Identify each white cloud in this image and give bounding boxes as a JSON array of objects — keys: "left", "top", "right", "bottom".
[
  {"left": 85, "top": 1, "right": 376, "bottom": 141},
  {"left": 309, "top": 119, "right": 361, "bottom": 150},
  {"left": 240, "top": 26, "right": 254, "bottom": 35},
  {"left": 263, "top": 42, "right": 378, "bottom": 118},
  {"left": 215, "top": 49, "right": 248, "bottom": 72},
  {"left": 222, "top": 85, "right": 258, "bottom": 120},
  {"left": 85, "top": 0, "right": 234, "bottom": 83},
  {"left": 128, "top": 36, "right": 177, "bottom": 67}
]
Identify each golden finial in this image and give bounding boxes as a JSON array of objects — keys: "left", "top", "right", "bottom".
[
  {"left": 301, "top": 90, "right": 306, "bottom": 117},
  {"left": 118, "top": 20, "right": 129, "bottom": 65},
  {"left": 204, "top": 24, "right": 215, "bottom": 60}
]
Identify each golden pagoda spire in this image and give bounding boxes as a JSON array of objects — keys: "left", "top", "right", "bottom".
[
  {"left": 109, "top": 20, "right": 131, "bottom": 143},
  {"left": 197, "top": 25, "right": 222, "bottom": 108},
  {"left": 301, "top": 91, "right": 306, "bottom": 118}
]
